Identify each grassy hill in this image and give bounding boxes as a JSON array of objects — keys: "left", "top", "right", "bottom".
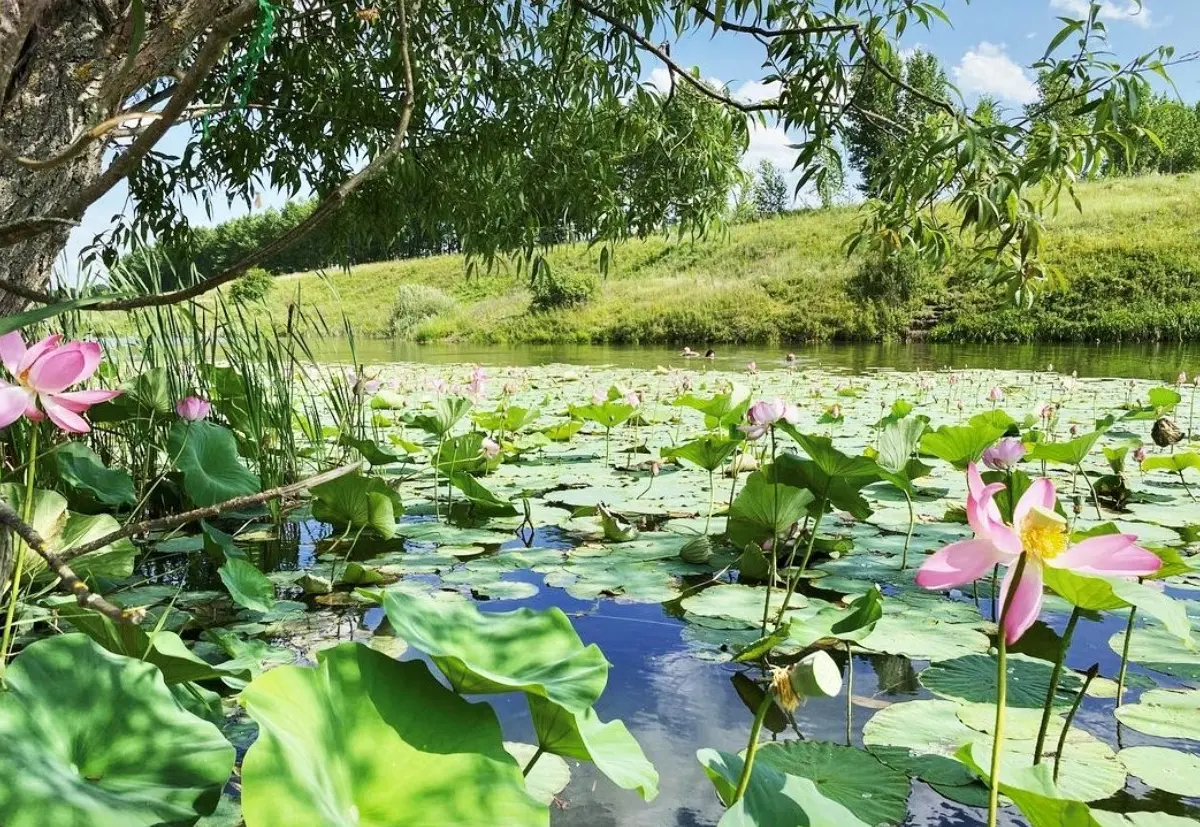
[{"left": 246, "top": 173, "right": 1200, "bottom": 344}]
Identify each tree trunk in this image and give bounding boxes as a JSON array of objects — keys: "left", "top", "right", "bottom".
[{"left": 0, "top": 0, "right": 245, "bottom": 315}]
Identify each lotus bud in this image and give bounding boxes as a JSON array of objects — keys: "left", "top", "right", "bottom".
[
  {"left": 982, "top": 437, "right": 1025, "bottom": 471},
  {"left": 592, "top": 389, "right": 606, "bottom": 405},
  {"left": 1134, "top": 445, "right": 1147, "bottom": 463},
  {"left": 679, "top": 535, "right": 713, "bottom": 565},
  {"left": 956, "top": 400, "right": 964, "bottom": 411},
  {"left": 1047, "top": 363, "right": 1054, "bottom": 373},
  {"left": 770, "top": 651, "right": 843, "bottom": 713},
  {"left": 746, "top": 361, "right": 758, "bottom": 374},
  {"left": 987, "top": 386, "right": 1005, "bottom": 402},
  {"left": 1072, "top": 495, "right": 1084, "bottom": 517},
  {"left": 175, "top": 395, "right": 211, "bottom": 422},
  {"left": 482, "top": 438, "right": 501, "bottom": 460},
  {"left": 1069, "top": 424, "right": 1079, "bottom": 436},
  {"left": 1178, "top": 371, "right": 1189, "bottom": 386},
  {"left": 650, "top": 460, "right": 661, "bottom": 477}
]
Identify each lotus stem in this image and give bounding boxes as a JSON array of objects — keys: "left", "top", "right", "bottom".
[
  {"left": 1054, "top": 664, "right": 1099, "bottom": 783},
  {"left": 1033, "top": 606, "right": 1081, "bottom": 764},
  {"left": 774, "top": 505, "right": 824, "bottom": 628},
  {"left": 988, "top": 554, "right": 1029, "bottom": 827},
  {"left": 522, "top": 745, "right": 545, "bottom": 777},
  {"left": 901, "top": 489, "right": 915, "bottom": 570},
  {"left": 0, "top": 427, "right": 38, "bottom": 682},
  {"left": 760, "top": 428, "right": 779, "bottom": 637},
  {"left": 705, "top": 469, "right": 715, "bottom": 535},
  {"left": 732, "top": 694, "right": 773, "bottom": 805},
  {"left": 1078, "top": 464, "right": 1104, "bottom": 520},
  {"left": 845, "top": 641, "right": 854, "bottom": 746},
  {"left": 1115, "top": 607, "right": 1137, "bottom": 707},
  {"left": 1178, "top": 471, "right": 1197, "bottom": 503}
]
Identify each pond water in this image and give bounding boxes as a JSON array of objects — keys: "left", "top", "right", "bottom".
[{"left": 133, "top": 346, "right": 1200, "bottom": 826}]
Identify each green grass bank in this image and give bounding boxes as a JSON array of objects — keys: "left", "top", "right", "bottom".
[{"left": 245, "top": 173, "right": 1200, "bottom": 344}]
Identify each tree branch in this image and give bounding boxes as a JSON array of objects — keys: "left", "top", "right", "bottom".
[
  {"left": 0, "top": 0, "right": 258, "bottom": 250},
  {"left": 66, "top": 460, "right": 364, "bottom": 559},
  {"left": 0, "top": 0, "right": 418, "bottom": 311},
  {"left": 686, "top": 2, "right": 858, "bottom": 36},
  {"left": 0, "top": 501, "right": 142, "bottom": 624},
  {"left": 572, "top": 0, "right": 779, "bottom": 114}
]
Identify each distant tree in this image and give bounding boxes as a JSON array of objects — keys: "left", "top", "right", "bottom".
[
  {"left": 753, "top": 160, "right": 789, "bottom": 218},
  {"left": 972, "top": 95, "right": 1002, "bottom": 127},
  {"left": 1025, "top": 70, "right": 1091, "bottom": 133},
  {"left": 844, "top": 47, "right": 949, "bottom": 196},
  {"left": 1105, "top": 94, "right": 1200, "bottom": 175}
]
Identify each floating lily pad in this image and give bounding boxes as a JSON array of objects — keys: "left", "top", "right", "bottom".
[
  {"left": 1115, "top": 688, "right": 1200, "bottom": 741},
  {"left": 920, "top": 653, "right": 1084, "bottom": 709},
  {"left": 1119, "top": 746, "right": 1200, "bottom": 797},
  {"left": 680, "top": 584, "right": 806, "bottom": 629}
]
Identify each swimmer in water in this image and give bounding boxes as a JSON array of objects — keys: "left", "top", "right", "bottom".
[{"left": 704, "top": 349, "right": 716, "bottom": 359}]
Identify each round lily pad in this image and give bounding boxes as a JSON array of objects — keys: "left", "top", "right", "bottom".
[
  {"left": 680, "top": 584, "right": 806, "bottom": 629},
  {"left": 920, "top": 653, "right": 1084, "bottom": 709},
  {"left": 1119, "top": 746, "right": 1200, "bottom": 797},
  {"left": 1115, "top": 688, "right": 1200, "bottom": 741},
  {"left": 504, "top": 742, "right": 571, "bottom": 805}
]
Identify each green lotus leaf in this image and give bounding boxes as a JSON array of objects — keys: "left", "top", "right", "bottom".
[
  {"left": 697, "top": 748, "right": 871, "bottom": 827},
  {"left": 955, "top": 742, "right": 1096, "bottom": 827},
  {"left": 754, "top": 740, "right": 909, "bottom": 826},
  {"left": 503, "top": 743, "right": 570, "bottom": 806},
  {"left": 726, "top": 471, "right": 814, "bottom": 547},
  {"left": 527, "top": 695, "right": 658, "bottom": 801},
  {"left": 919, "top": 653, "right": 1084, "bottom": 709},
  {"left": 1026, "top": 431, "right": 1104, "bottom": 466},
  {"left": 1114, "top": 688, "right": 1200, "bottom": 740},
  {"left": 407, "top": 396, "right": 473, "bottom": 438},
  {"left": 681, "top": 584, "right": 806, "bottom": 629},
  {"left": 310, "top": 472, "right": 403, "bottom": 539},
  {"left": 338, "top": 434, "right": 406, "bottom": 466},
  {"left": 1141, "top": 451, "right": 1200, "bottom": 475},
  {"left": 239, "top": 642, "right": 547, "bottom": 827},
  {"left": 919, "top": 422, "right": 1007, "bottom": 470},
  {"left": 381, "top": 589, "right": 608, "bottom": 712},
  {"left": 1118, "top": 746, "right": 1200, "bottom": 797},
  {"left": 1108, "top": 625, "right": 1200, "bottom": 680},
  {"left": 0, "top": 483, "right": 136, "bottom": 582},
  {"left": 167, "top": 420, "right": 261, "bottom": 507},
  {"left": 664, "top": 435, "right": 740, "bottom": 472},
  {"left": 449, "top": 473, "right": 519, "bottom": 517},
  {"left": 0, "top": 634, "right": 234, "bottom": 827},
  {"left": 569, "top": 401, "right": 636, "bottom": 429},
  {"left": 51, "top": 441, "right": 137, "bottom": 509},
  {"left": 218, "top": 555, "right": 276, "bottom": 614}
]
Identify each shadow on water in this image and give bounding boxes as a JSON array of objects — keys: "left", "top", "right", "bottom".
[{"left": 306, "top": 340, "right": 1199, "bottom": 381}]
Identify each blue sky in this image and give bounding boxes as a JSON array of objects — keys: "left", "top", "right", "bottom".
[{"left": 61, "top": 0, "right": 1198, "bottom": 280}]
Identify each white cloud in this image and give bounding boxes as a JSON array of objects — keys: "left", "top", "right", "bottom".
[
  {"left": 1049, "top": 0, "right": 1152, "bottom": 29},
  {"left": 952, "top": 42, "right": 1038, "bottom": 104},
  {"left": 733, "top": 79, "right": 781, "bottom": 104},
  {"left": 643, "top": 67, "right": 724, "bottom": 95}
]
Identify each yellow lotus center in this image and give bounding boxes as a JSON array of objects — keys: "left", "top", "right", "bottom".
[{"left": 1020, "top": 505, "right": 1069, "bottom": 561}]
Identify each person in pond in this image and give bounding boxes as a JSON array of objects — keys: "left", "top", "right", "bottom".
[{"left": 704, "top": 349, "right": 716, "bottom": 359}]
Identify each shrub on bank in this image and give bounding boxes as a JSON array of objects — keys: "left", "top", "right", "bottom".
[
  {"left": 530, "top": 268, "right": 598, "bottom": 310},
  {"left": 228, "top": 267, "right": 275, "bottom": 304},
  {"left": 389, "top": 284, "right": 458, "bottom": 337}
]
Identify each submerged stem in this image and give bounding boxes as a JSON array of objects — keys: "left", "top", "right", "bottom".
[
  {"left": 988, "top": 554, "right": 1028, "bottom": 827},
  {"left": 1054, "top": 664, "right": 1099, "bottom": 783},
  {"left": 0, "top": 427, "right": 39, "bottom": 681},
  {"left": 900, "top": 489, "right": 915, "bottom": 570},
  {"left": 1115, "top": 607, "right": 1137, "bottom": 708},
  {"left": 731, "top": 695, "right": 774, "bottom": 805},
  {"left": 1033, "top": 607, "right": 1081, "bottom": 764}
]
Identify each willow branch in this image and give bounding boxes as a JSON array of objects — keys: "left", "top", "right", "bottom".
[
  {"left": 0, "top": 501, "right": 139, "bottom": 624},
  {"left": 573, "top": 0, "right": 779, "bottom": 114},
  {"left": 686, "top": 2, "right": 858, "bottom": 36},
  {"left": 0, "top": 0, "right": 417, "bottom": 311},
  {"left": 66, "top": 460, "right": 364, "bottom": 559}
]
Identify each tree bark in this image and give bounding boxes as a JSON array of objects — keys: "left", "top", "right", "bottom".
[{"left": 0, "top": 0, "right": 248, "bottom": 316}]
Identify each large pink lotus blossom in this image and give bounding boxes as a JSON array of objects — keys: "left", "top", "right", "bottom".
[
  {"left": 915, "top": 464, "right": 1160, "bottom": 644},
  {"left": 482, "top": 437, "right": 501, "bottom": 460},
  {"left": 739, "top": 399, "right": 800, "bottom": 440},
  {"left": 0, "top": 332, "right": 120, "bottom": 433}
]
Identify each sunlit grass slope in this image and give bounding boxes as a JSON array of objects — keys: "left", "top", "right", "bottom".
[{"left": 249, "top": 173, "right": 1200, "bottom": 344}]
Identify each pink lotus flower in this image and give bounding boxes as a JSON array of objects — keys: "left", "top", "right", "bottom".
[
  {"left": 466, "top": 367, "right": 488, "bottom": 399},
  {"left": 1134, "top": 445, "right": 1147, "bottom": 463},
  {"left": 592, "top": 389, "right": 606, "bottom": 405},
  {"left": 1178, "top": 371, "right": 1189, "bottom": 386},
  {"left": 982, "top": 437, "right": 1025, "bottom": 471},
  {"left": 746, "top": 361, "right": 758, "bottom": 375},
  {"left": 176, "top": 396, "right": 212, "bottom": 422},
  {"left": 623, "top": 390, "right": 641, "bottom": 408},
  {"left": 987, "top": 386, "right": 1005, "bottom": 403},
  {"left": 482, "top": 437, "right": 501, "bottom": 460},
  {"left": 740, "top": 398, "right": 799, "bottom": 440},
  {"left": 0, "top": 332, "right": 120, "bottom": 433},
  {"left": 916, "top": 464, "right": 1160, "bottom": 643}
]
